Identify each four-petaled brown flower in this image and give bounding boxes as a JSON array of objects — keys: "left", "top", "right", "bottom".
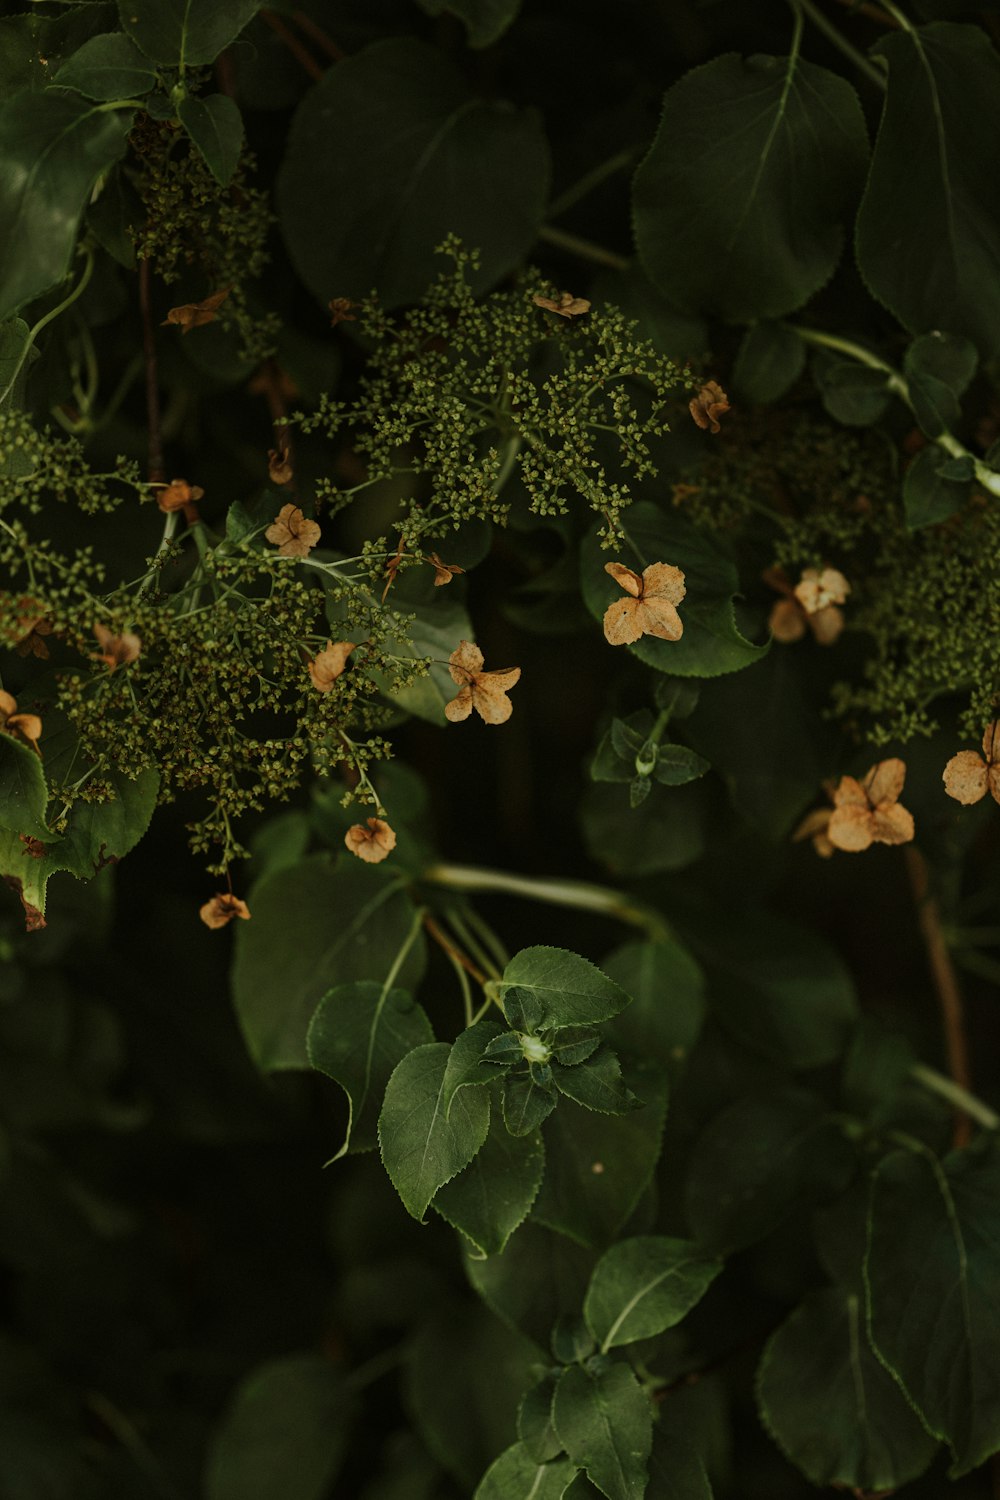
[
  {"left": 765, "top": 566, "right": 847, "bottom": 647},
  {"left": 328, "top": 297, "right": 357, "bottom": 327},
  {"left": 156, "top": 477, "right": 204, "bottom": 516},
  {"left": 826, "top": 759, "right": 915, "bottom": 852},
  {"left": 943, "top": 722, "right": 1000, "bottom": 805},
  {"left": 308, "top": 641, "right": 355, "bottom": 692},
  {"left": 199, "top": 892, "right": 251, "bottom": 929},
  {"left": 12, "top": 598, "right": 53, "bottom": 659},
  {"left": 689, "top": 380, "right": 730, "bottom": 434},
  {"left": 427, "top": 552, "right": 464, "bottom": 587},
  {"left": 792, "top": 803, "right": 836, "bottom": 859},
  {"left": 268, "top": 438, "right": 294, "bottom": 486},
  {"left": 265, "top": 503, "right": 321, "bottom": 558},
  {"left": 93, "top": 623, "right": 141, "bottom": 672},
  {"left": 532, "top": 291, "right": 591, "bottom": 318},
  {"left": 0, "top": 689, "right": 42, "bottom": 754},
  {"left": 445, "top": 640, "right": 521, "bottom": 724},
  {"left": 602, "top": 561, "right": 685, "bottom": 646},
  {"left": 162, "top": 286, "right": 231, "bottom": 333},
  {"left": 344, "top": 818, "right": 397, "bottom": 864}
]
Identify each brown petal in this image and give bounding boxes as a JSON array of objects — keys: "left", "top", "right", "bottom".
[
  {"left": 827, "top": 804, "right": 875, "bottom": 851},
  {"left": 769, "top": 598, "right": 807, "bottom": 643},
  {"left": 308, "top": 641, "right": 355, "bottom": 691},
  {"left": 635, "top": 598, "right": 683, "bottom": 642},
  {"left": 865, "top": 758, "right": 906, "bottom": 807},
  {"left": 982, "top": 721, "right": 1000, "bottom": 764},
  {"left": 0, "top": 689, "right": 17, "bottom": 722},
  {"left": 604, "top": 562, "right": 643, "bottom": 598},
  {"left": 532, "top": 291, "right": 591, "bottom": 318},
  {"left": 807, "top": 605, "right": 844, "bottom": 646},
  {"left": 199, "top": 893, "right": 251, "bottom": 929},
  {"left": 872, "top": 801, "right": 915, "bottom": 845},
  {"left": 471, "top": 668, "right": 521, "bottom": 725},
  {"left": 603, "top": 597, "right": 644, "bottom": 646},
  {"left": 943, "top": 750, "right": 989, "bottom": 804},
  {"left": 448, "top": 640, "right": 485, "bottom": 685},
  {"left": 444, "top": 684, "right": 474, "bottom": 721},
  {"left": 162, "top": 286, "right": 231, "bottom": 333},
  {"left": 989, "top": 764, "right": 1000, "bottom": 805},
  {"left": 832, "top": 775, "right": 868, "bottom": 810},
  {"left": 344, "top": 818, "right": 397, "bottom": 863},
  {"left": 328, "top": 297, "right": 357, "bottom": 326},
  {"left": 641, "top": 562, "right": 686, "bottom": 607},
  {"left": 268, "top": 443, "right": 294, "bottom": 486}
]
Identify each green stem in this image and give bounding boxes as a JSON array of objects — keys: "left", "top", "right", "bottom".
[
  {"left": 536, "top": 224, "right": 630, "bottom": 272},
  {"left": 85, "top": 1393, "right": 189, "bottom": 1500},
  {"left": 137, "top": 511, "right": 180, "bottom": 599},
  {"left": 878, "top": 0, "right": 914, "bottom": 31},
  {"left": 910, "top": 1063, "right": 999, "bottom": 1132},
  {"left": 493, "top": 433, "right": 523, "bottom": 495},
  {"left": 548, "top": 147, "right": 639, "bottom": 219},
  {"left": 422, "top": 863, "right": 671, "bottom": 942},
  {"left": 0, "top": 245, "right": 95, "bottom": 408},
  {"left": 793, "top": 0, "right": 888, "bottom": 89},
  {"left": 445, "top": 907, "right": 502, "bottom": 982}
]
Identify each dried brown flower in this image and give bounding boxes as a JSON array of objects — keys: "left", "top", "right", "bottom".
[
  {"left": 943, "top": 722, "right": 1000, "bottom": 805},
  {"left": 162, "top": 286, "right": 231, "bottom": 333},
  {"left": 602, "top": 561, "right": 685, "bottom": 646},
  {"left": 794, "top": 566, "right": 850, "bottom": 615},
  {"left": 199, "top": 893, "right": 251, "bottom": 929},
  {"left": 532, "top": 291, "right": 591, "bottom": 318},
  {"left": 792, "top": 806, "right": 836, "bottom": 858},
  {"left": 12, "top": 597, "right": 53, "bottom": 660},
  {"left": 827, "top": 759, "right": 915, "bottom": 852},
  {"left": 328, "top": 297, "right": 357, "bottom": 327},
  {"left": 764, "top": 566, "right": 846, "bottom": 646},
  {"left": 426, "top": 552, "right": 464, "bottom": 587},
  {"left": 18, "top": 835, "right": 46, "bottom": 858},
  {"left": 445, "top": 640, "right": 521, "bottom": 725},
  {"left": 308, "top": 641, "right": 355, "bottom": 692},
  {"left": 344, "top": 818, "right": 397, "bottom": 864},
  {"left": 268, "top": 439, "right": 294, "bottom": 486},
  {"left": 265, "top": 504, "right": 321, "bottom": 558},
  {"left": 93, "top": 623, "right": 141, "bottom": 672},
  {"left": 0, "top": 689, "right": 42, "bottom": 753},
  {"left": 689, "top": 380, "right": 730, "bottom": 434},
  {"left": 381, "top": 536, "right": 407, "bottom": 602},
  {"left": 156, "top": 477, "right": 204, "bottom": 514}
]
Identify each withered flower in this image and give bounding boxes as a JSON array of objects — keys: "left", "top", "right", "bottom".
[
  {"left": 426, "top": 552, "right": 464, "bottom": 587},
  {"left": 328, "top": 297, "right": 357, "bottom": 327},
  {"left": 93, "top": 623, "right": 141, "bottom": 672},
  {"left": 792, "top": 805, "right": 836, "bottom": 859},
  {"left": 445, "top": 640, "right": 521, "bottom": 725},
  {"left": 764, "top": 566, "right": 846, "bottom": 646},
  {"left": 156, "top": 477, "right": 204, "bottom": 515},
  {"left": 794, "top": 566, "right": 850, "bottom": 616},
  {"left": 532, "top": 291, "right": 591, "bottom": 318},
  {"left": 19, "top": 835, "right": 46, "bottom": 858},
  {"left": 199, "top": 893, "right": 251, "bottom": 929},
  {"left": 603, "top": 561, "right": 685, "bottom": 646},
  {"left": 827, "top": 759, "right": 915, "bottom": 852},
  {"left": 344, "top": 818, "right": 397, "bottom": 864},
  {"left": 689, "top": 380, "right": 730, "bottom": 434},
  {"left": 0, "top": 689, "right": 42, "bottom": 754},
  {"left": 381, "top": 536, "right": 406, "bottom": 602},
  {"left": 13, "top": 598, "right": 53, "bottom": 659},
  {"left": 268, "top": 439, "right": 294, "bottom": 486},
  {"left": 943, "top": 722, "right": 1000, "bottom": 805},
  {"left": 162, "top": 286, "right": 231, "bottom": 333},
  {"left": 265, "top": 503, "right": 321, "bottom": 558},
  {"left": 308, "top": 641, "right": 355, "bottom": 692}
]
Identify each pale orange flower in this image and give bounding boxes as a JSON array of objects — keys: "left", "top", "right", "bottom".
[
  {"left": 426, "top": 552, "right": 464, "bottom": 587},
  {"left": 199, "top": 892, "right": 251, "bottom": 929},
  {"left": 602, "top": 561, "right": 685, "bottom": 646},
  {"left": 689, "top": 380, "right": 730, "bottom": 434},
  {"left": 308, "top": 641, "right": 355, "bottom": 692},
  {"left": 445, "top": 640, "right": 521, "bottom": 725},
  {"left": 827, "top": 759, "right": 915, "bottom": 852},
  {"left": 162, "top": 286, "right": 231, "bottom": 333},
  {"left": 344, "top": 818, "right": 396, "bottom": 863},
  {"left": 328, "top": 297, "right": 357, "bottom": 327},
  {"left": 265, "top": 504, "right": 321, "bottom": 558},
  {"left": 93, "top": 623, "right": 141, "bottom": 671},
  {"left": 0, "top": 689, "right": 42, "bottom": 754},
  {"left": 794, "top": 567, "right": 850, "bottom": 615},
  {"left": 943, "top": 722, "right": 1000, "bottom": 805},
  {"left": 764, "top": 566, "right": 846, "bottom": 646},
  {"left": 268, "top": 439, "right": 294, "bottom": 486},
  {"left": 156, "top": 477, "right": 204, "bottom": 514},
  {"left": 532, "top": 291, "right": 591, "bottom": 318}
]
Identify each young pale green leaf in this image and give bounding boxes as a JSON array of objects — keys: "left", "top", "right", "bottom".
[
  {"left": 416, "top": 0, "right": 524, "bottom": 48},
  {"left": 465, "top": 1222, "right": 598, "bottom": 1349},
  {"left": 473, "top": 1444, "right": 576, "bottom": 1500},
  {"left": 553, "top": 1362, "right": 652, "bottom": 1500},
  {"left": 866, "top": 1145, "right": 1000, "bottom": 1476},
  {"left": 0, "top": 91, "right": 131, "bottom": 321},
  {"left": 903, "top": 445, "right": 972, "bottom": 529},
  {"left": 757, "top": 1286, "right": 938, "bottom": 1492},
  {"left": 732, "top": 321, "right": 805, "bottom": 404},
  {"left": 633, "top": 53, "right": 869, "bottom": 321},
  {"left": 503, "top": 1072, "right": 558, "bottom": 1137},
  {"left": 118, "top": 0, "right": 262, "bottom": 65},
  {"left": 434, "top": 1111, "right": 544, "bottom": 1256},
  {"left": 500, "top": 947, "right": 632, "bottom": 1031},
  {"left": 580, "top": 504, "right": 767, "bottom": 679},
  {"left": 442, "top": 1017, "right": 507, "bottom": 1117},
  {"left": 205, "top": 1354, "right": 352, "bottom": 1500},
  {"left": 856, "top": 22, "right": 1000, "bottom": 360},
  {"left": 584, "top": 1237, "right": 723, "bottom": 1353},
  {"left": 178, "top": 94, "right": 244, "bottom": 187},
  {"left": 0, "top": 734, "right": 50, "bottom": 840},
  {"left": 379, "top": 1042, "right": 490, "bottom": 1221},
  {"left": 232, "top": 856, "right": 426, "bottom": 1070},
  {"left": 53, "top": 31, "right": 156, "bottom": 100},
  {"left": 519, "top": 1373, "right": 563, "bottom": 1463},
  {"left": 551, "top": 1048, "right": 639, "bottom": 1115},
  {"left": 602, "top": 939, "right": 706, "bottom": 1072},
  {"left": 276, "top": 37, "right": 549, "bottom": 308},
  {"left": 306, "top": 981, "right": 435, "bottom": 1157},
  {"left": 653, "top": 745, "right": 710, "bottom": 788}
]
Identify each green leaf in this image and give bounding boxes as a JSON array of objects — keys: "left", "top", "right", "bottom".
[
  {"left": 553, "top": 1362, "right": 652, "bottom": 1500},
  {"left": 581, "top": 782, "right": 704, "bottom": 878},
  {"left": 53, "top": 31, "right": 156, "bottom": 100},
  {"left": 865, "top": 1145, "right": 1000, "bottom": 1475},
  {"left": 205, "top": 1354, "right": 352, "bottom": 1500},
  {"left": 0, "top": 91, "right": 131, "bottom": 321},
  {"left": 580, "top": 504, "right": 767, "bottom": 679},
  {"left": 442, "top": 1017, "right": 506, "bottom": 1116},
  {"left": 86, "top": 166, "right": 143, "bottom": 269},
  {"left": 177, "top": 93, "right": 243, "bottom": 186},
  {"left": 307, "top": 981, "right": 434, "bottom": 1157},
  {"left": 584, "top": 1237, "right": 722, "bottom": 1354},
  {"left": 633, "top": 53, "right": 869, "bottom": 321},
  {"left": 473, "top": 1444, "right": 576, "bottom": 1499},
  {"left": 551, "top": 1048, "right": 639, "bottom": 1115},
  {"left": 907, "top": 371, "right": 960, "bottom": 438},
  {"left": 0, "top": 318, "right": 32, "bottom": 415},
  {"left": 811, "top": 353, "right": 892, "bottom": 426},
  {"left": 379, "top": 1042, "right": 491, "bottom": 1221},
  {"left": 757, "top": 1286, "right": 938, "bottom": 1492},
  {"left": 500, "top": 947, "right": 632, "bottom": 1031},
  {"left": 685, "top": 1090, "right": 855, "bottom": 1254},
  {"left": 646, "top": 1426, "right": 714, "bottom": 1500},
  {"left": 276, "top": 37, "right": 549, "bottom": 308},
  {"left": 732, "top": 321, "right": 805, "bottom": 404},
  {"left": 654, "top": 745, "right": 710, "bottom": 787},
  {"left": 519, "top": 1373, "right": 563, "bottom": 1463},
  {"left": 856, "top": 22, "right": 1000, "bottom": 359},
  {"left": 903, "top": 329, "right": 977, "bottom": 396},
  {"left": 118, "top": 0, "right": 262, "bottom": 66},
  {"left": 903, "top": 444, "right": 972, "bottom": 529},
  {"left": 465, "top": 1222, "right": 598, "bottom": 1348},
  {"left": 602, "top": 939, "right": 706, "bottom": 1072},
  {"left": 434, "top": 1112, "right": 544, "bottom": 1256},
  {"left": 372, "top": 596, "right": 474, "bottom": 725},
  {"left": 232, "top": 855, "right": 426, "bottom": 1070},
  {"left": 0, "top": 735, "right": 49, "bottom": 841},
  {"left": 416, "top": 0, "right": 524, "bottom": 48},
  {"left": 503, "top": 1072, "right": 558, "bottom": 1137}
]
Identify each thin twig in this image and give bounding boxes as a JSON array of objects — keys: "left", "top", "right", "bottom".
[
  {"left": 536, "top": 224, "right": 630, "bottom": 272},
  {"left": 905, "top": 846, "right": 973, "bottom": 1149},
  {"left": 291, "top": 9, "right": 346, "bottom": 61},
  {"left": 422, "top": 913, "right": 489, "bottom": 987},
  {"left": 832, "top": 0, "right": 899, "bottom": 23},
  {"left": 260, "top": 10, "right": 324, "bottom": 81},
  {"left": 138, "top": 258, "right": 165, "bottom": 484}
]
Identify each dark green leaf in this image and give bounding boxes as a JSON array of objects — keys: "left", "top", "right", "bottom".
[
  {"left": 276, "top": 38, "right": 549, "bottom": 307},
  {"left": 653, "top": 678, "right": 701, "bottom": 719},
  {"left": 0, "top": 735, "right": 49, "bottom": 841},
  {"left": 0, "top": 91, "right": 130, "bottom": 320},
  {"left": 500, "top": 947, "right": 632, "bottom": 1031},
  {"left": 553, "top": 1362, "right": 652, "bottom": 1500},
  {"left": 856, "top": 22, "right": 1000, "bottom": 359},
  {"left": 903, "top": 444, "right": 972, "bottom": 528},
  {"left": 733, "top": 322, "right": 805, "bottom": 403},
  {"left": 551, "top": 1316, "right": 596, "bottom": 1366},
  {"left": 306, "top": 981, "right": 435, "bottom": 1157},
  {"left": 904, "top": 330, "right": 977, "bottom": 395},
  {"left": 811, "top": 354, "right": 892, "bottom": 426},
  {"left": 628, "top": 775, "right": 651, "bottom": 809},
  {"left": 907, "top": 371, "right": 960, "bottom": 437},
  {"left": 86, "top": 167, "right": 143, "bottom": 268},
  {"left": 503, "top": 1072, "right": 558, "bottom": 1137},
  {"left": 416, "top": 0, "right": 524, "bottom": 48},
  {"left": 473, "top": 1444, "right": 576, "bottom": 1499},
  {"left": 581, "top": 781, "right": 704, "bottom": 878},
  {"left": 519, "top": 1373, "right": 563, "bottom": 1463},
  {"left": 551, "top": 1030, "right": 601, "bottom": 1067},
  {"left": 379, "top": 1042, "right": 491, "bottom": 1221},
  {"left": 584, "top": 1236, "right": 722, "bottom": 1353},
  {"left": 0, "top": 318, "right": 32, "bottom": 414},
  {"left": 178, "top": 93, "right": 244, "bottom": 186},
  {"left": 53, "top": 31, "right": 156, "bottom": 100},
  {"left": 646, "top": 1426, "right": 714, "bottom": 1500},
  {"left": 935, "top": 454, "right": 976, "bottom": 481},
  {"left": 434, "top": 1112, "right": 544, "bottom": 1256},
  {"left": 633, "top": 53, "right": 869, "bottom": 321},
  {"left": 442, "top": 1017, "right": 507, "bottom": 1116},
  {"left": 119, "top": 0, "right": 262, "bottom": 66},
  {"left": 465, "top": 1222, "right": 598, "bottom": 1348},
  {"left": 602, "top": 939, "right": 706, "bottom": 1072},
  {"left": 552, "top": 1048, "right": 639, "bottom": 1115},
  {"left": 757, "top": 1286, "right": 938, "bottom": 1491}
]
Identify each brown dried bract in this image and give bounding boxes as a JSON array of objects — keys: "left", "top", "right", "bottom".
[
  {"left": 794, "top": 566, "right": 850, "bottom": 615},
  {"left": 328, "top": 297, "right": 357, "bottom": 327},
  {"left": 18, "top": 834, "right": 46, "bottom": 858},
  {"left": 532, "top": 291, "right": 591, "bottom": 318},
  {"left": 0, "top": 689, "right": 42, "bottom": 754},
  {"left": 426, "top": 552, "right": 464, "bottom": 588},
  {"left": 764, "top": 566, "right": 846, "bottom": 647},
  {"left": 199, "top": 892, "right": 251, "bottom": 929},
  {"left": 381, "top": 536, "right": 406, "bottom": 602},
  {"left": 689, "top": 380, "right": 730, "bottom": 434},
  {"left": 445, "top": 640, "right": 521, "bottom": 725},
  {"left": 13, "top": 597, "right": 53, "bottom": 659},
  {"left": 308, "top": 641, "right": 355, "bottom": 692},
  {"left": 344, "top": 818, "right": 397, "bottom": 864},
  {"left": 268, "top": 439, "right": 294, "bottom": 486},
  {"left": 265, "top": 503, "right": 321, "bottom": 558},
  {"left": 156, "top": 477, "right": 204, "bottom": 515},
  {"left": 792, "top": 806, "right": 835, "bottom": 858},
  {"left": 827, "top": 759, "right": 915, "bottom": 852},
  {"left": 943, "top": 721, "right": 1000, "bottom": 805},
  {"left": 602, "top": 560, "right": 685, "bottom": 646},
  {"left": 93, "top": 623, "right": 141, "bottom": 672},
  {"left": 162, "top": 286, "right": 231, "bottom": 333}
]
